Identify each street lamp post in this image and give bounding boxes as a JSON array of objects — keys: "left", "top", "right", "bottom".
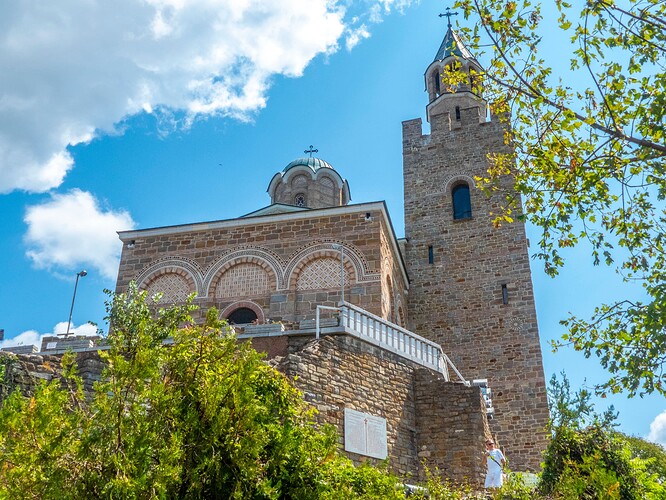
[{"left": 65, "top": 270, "right": 87, "bottom": 337}]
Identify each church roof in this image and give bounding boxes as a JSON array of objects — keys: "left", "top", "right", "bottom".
[
  {"left": 283, "top": 157, "right": 334, "bottom": 173},
  {"left": 241, "top": 203, "right": 310, "bottom": 218},
  {"left": 433, "top": 27, "right": 476, "bottom": 62}
]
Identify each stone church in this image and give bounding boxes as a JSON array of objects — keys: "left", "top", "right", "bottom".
[{"left": 114, "top": 22, "right": 550, "bottom": 481}]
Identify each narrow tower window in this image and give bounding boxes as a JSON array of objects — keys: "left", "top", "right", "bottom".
[
  {"left": 452, "top": 183, "right": 472, "bottom": 220},
  {"left": 501, "top": 284, "right": 509, "bottom": 305},
  {"left": 428, "top": 245, "right": 434, "bottom": 264},
  {"left": 455, "top": 106, "right": 461, "bottom": 120},
  {"left": 432, "top": 70, "right": 440, "bottom": 95}
]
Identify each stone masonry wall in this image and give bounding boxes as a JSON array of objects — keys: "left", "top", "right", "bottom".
[
  {"left": 276, "top": 334, "right": 419, "bottom": 476},
  {"left": 275, "top": 334, "right": 490, "bottom": 484},
  {"left": 379, "top": 217, "right": 409, "bottom": 327},
  {"left": 116, "top": 208, "right": 393, "bottom": 325},
  {"left": 414, "top": 368, "right": 490, "bottom": 484},
  {"left": 271, "top": 170, "right": 344, "bottom": 209},
  {"left": 1, "top": 333, "right": 490, "bottom": 485},
  {"left": 0, "top": 351, "right": 105, "bottom": 400},
  {"left": 402, "top": 103, "right": 549, "bottom": 470}
]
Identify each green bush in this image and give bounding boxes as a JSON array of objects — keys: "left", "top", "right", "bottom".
[{"left": 0, "top": 284, "right": 404, "bottom": 499}]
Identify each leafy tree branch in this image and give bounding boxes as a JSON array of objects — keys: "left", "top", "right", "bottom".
[{"left": 450, "top": 0, "right": 666, "bottom": 396}]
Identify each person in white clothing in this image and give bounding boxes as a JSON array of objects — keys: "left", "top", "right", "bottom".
[{"left": 484, "top": 439, "right": 506, "bottom": 489}]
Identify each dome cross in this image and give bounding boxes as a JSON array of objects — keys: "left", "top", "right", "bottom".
[{"left": 304, "top": 145, "right": 319, "bottom": 157}]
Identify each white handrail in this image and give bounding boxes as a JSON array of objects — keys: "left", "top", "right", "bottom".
[
  {"left": 315, "top": 305, "right": 341, "bottom": 339},
  {"left": 338, "top": 301, "right": 466, "bottom": 383}
]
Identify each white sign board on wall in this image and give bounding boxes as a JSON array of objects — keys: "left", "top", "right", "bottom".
[{"left": 344, "top": 408, "right": 388, "bottom": 459}]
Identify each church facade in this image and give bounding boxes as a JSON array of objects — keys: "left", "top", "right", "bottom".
[{"left": 115, "top": 24, "right": 549, "bottom": 475}]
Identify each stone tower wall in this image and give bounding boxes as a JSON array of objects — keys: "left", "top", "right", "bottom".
[{"left": 402, "top": 105, "right": 549, "bottom": 470}]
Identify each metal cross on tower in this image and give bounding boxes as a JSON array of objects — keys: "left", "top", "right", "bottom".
[
  {"left": 304, "top": 145, "right": 318, "bottom": 157},
  {"left": 438, "top": 7, "right": 458, "bottom": 28}
]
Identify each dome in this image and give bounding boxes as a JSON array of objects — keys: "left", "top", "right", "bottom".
[
  {"left": 267, "top": 155, "right": 351, "bottom": 209},
  {"left": 283, "top": 157, "right": 334, "bottom": 173}
]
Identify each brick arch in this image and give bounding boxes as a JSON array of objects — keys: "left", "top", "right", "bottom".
[
  {"left": 203, "top": 248, "right": 283, "bottom": 297},
  {"left": 135, "top": 258, "right": 203, "bottom": 297},
  {"left": 139, "top": 267, "right": 198, "bottom": 304},
  {"left": 285, "top": 243, "right": 373, "bottom": 290},
  {"left": 207, "top": 255, "right": 278, "bottom": 297},
  {"left": 444, "top": 173, "right": 476, "bottom": 192},
  {"left": 313, "top": 170, "right": 345, "bottom": 191},
  {"left": 291, "top": 173, "right": 309, "bottom": 188},
  {"left": 382, "top": 273, "right": 394, "bottom": 321},
  {"left": 220, "top": 300, "right": 266, "bottom": 324},
  {"left": 394, "top": 294, "right": 405, "bottom": 328}
]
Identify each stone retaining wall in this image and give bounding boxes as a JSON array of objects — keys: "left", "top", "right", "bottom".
[
  {"left": 0, "top": 332, "right": 490, "bottom": 485},
  {"left": 274, "top": 334, "right": 490, "bottom": 484}
]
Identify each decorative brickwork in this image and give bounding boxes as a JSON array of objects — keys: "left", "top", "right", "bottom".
[
  {"left": 204, "top": 248, "right": 282, "bottom": 293},
  {"left": 145, "top": 273, "right": 191, "bottom": 304},
  {"left": 381, "top": 273, "right": 394, "bottom": 321},
  {"left": 296, "top": 257, "right": 350, "bottom": 290},
  {"left": 285, "top": 241, "right": 376, "bottom": 288},
  {"left": 110, "top": 25, "right": 552, "bottom": 477},
  {"left": 215, "top": 263, "right": 271, "bottom": 298},
  {"left": 292, "top": 174, "right": 307, "bottom": 187},
  {"left": 135, "top": 257, "right": 203, "bottom": 296},
  {"left": 267, "top": 160, "right": 350, "bottom": 209}
]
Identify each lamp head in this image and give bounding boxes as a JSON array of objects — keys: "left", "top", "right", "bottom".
[{"left": 78, "top": 270, "right": 88, "bottom": 277}]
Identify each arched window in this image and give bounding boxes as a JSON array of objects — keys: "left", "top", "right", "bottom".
[
  {"left": 444, "top": 61, "right": 462, "bottom": 92},
  {"left": 470, "top": 69, "right": 483, "bottom": 96},
  {"left": 431, "top": 70, "right": 440, "bottom": 95},
  {"left": 294, "top": 194, "right": 306, "bottom": 207},
  {"left": 227, "top": 307, "right": 258, "bottom": 325},
  {"left": 452, "top": 183, "right": 472, "bottom": 220}
]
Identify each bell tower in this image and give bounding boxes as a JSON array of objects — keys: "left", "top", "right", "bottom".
[{"left": 402, "top": 15, "right": 549, "bottom": 471}]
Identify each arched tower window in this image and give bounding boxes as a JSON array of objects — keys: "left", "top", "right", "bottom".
[
  {"left": 431, "top": 69, "right": 440, "bottom": 96},
  {"left": 227, "top": 307, "right": 258, "bottom": 325},
  {"left": 470, "top": 69, "right": 483, "bottom": 96},
  {"left": 452, "top": 183, "right": 472, "bottom": 220}
]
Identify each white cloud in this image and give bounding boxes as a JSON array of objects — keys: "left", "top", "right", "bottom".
[
  {"left": 2, "top": 0, "right": 346, "bottom": 193},
  {"left": 24, "top": 189, "right": 135, "bottom": 280},
  {"left": 0, "top": 322, "right": 98, "bottom": 351},
  {"left": 345, "top": 24, "right": 371, "bottom": 51},
  {"left": 0, "top": 0, "right": 416, "bottom": 194},
  {"left": 647, "top": 410, "right": 666, "bottom": 447}
]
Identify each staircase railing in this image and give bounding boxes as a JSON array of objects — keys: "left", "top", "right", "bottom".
[{"left": 333, "top": 301, "right": 466, "bottom": 383}]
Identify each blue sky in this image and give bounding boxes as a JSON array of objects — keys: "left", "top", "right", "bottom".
[{"left": 1, "top": 0, "right": 664, "bottom": 445}]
